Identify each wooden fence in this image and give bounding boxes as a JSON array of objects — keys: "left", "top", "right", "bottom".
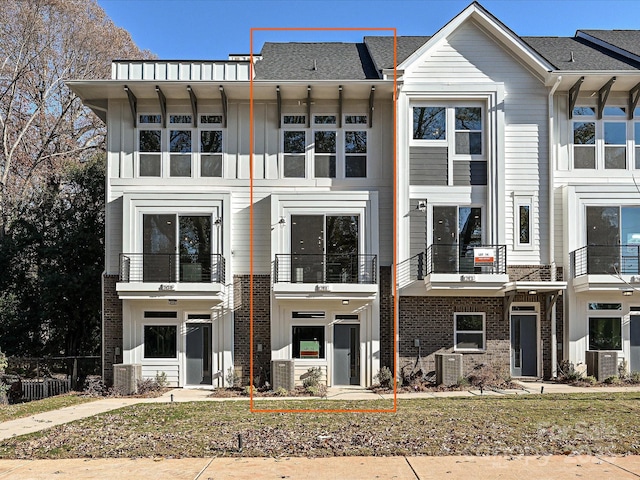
[{"left": 21, "top": 377, "right": 72, "bottom": 402}]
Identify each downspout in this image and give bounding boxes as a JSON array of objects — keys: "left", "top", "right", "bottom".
[{"left": 548, "top": 75, "right": 562, "bottom": 378}]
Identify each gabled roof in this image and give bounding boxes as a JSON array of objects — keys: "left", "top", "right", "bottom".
[
  {"left": 577, "top": 30, "right": 640, "bottom": 62},
  {"left": 396, "top": 2, "right": 555, "bottom": 76},
  {"left": 523, "top": 36, "right": 640, "bottom": 71},
  {"left": 253, "top": 42, "right": 379, "bottom": 80},
  {"left": 363, "top": 36, "right": 431, "bottom": 72}
]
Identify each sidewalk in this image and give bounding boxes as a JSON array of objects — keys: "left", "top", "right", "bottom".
[
  {"left": 1, "top": 381, "right": 640, "bottom": 441},
  {"left": 1, "top": 455, "right": 639, "bottom": 479}
]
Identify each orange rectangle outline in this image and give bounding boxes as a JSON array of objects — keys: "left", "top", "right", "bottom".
[{"left": 249, "top": 26, "right": 397, "bottom": 413}]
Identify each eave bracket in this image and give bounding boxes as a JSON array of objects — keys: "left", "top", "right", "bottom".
[
  {"left": 124, "top": 85, "right": 137, "bottom": 127},
  {"left": 369, "top": 86, "right": 375, "bottom": 127},
  {"left": 219, "top": 86, "right": 228, "bottom": 128},
  {"left": 629, "top": 82, "right": 640, "bottom": 120},
  {"left": 597, "top": 77, "right": 616, "bottom": 119},
  {"left": 568, "top": 76, "right": 584, "bottom": 119},
  {"left": 187, "top": 85, "right": 198, "bottom": 127},
  {"left": 155, "top": 85, "right": 167, "bottom": 128}
]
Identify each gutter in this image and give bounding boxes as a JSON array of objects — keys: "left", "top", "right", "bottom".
[{"left": 548, "top": 75, "right": 562, "bottom": 378}]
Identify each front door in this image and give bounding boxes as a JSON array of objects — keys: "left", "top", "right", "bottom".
[
  {"left": 511, "top": 314, "right": 537, "bottom": 377},
  {"left": 432, "top": 206, "right": 482, "bottom": 273},
  {"left": 631, "top": 314, "right": 640, "bottom": 372},
  {"left": 185, "top": 323, "right": 212, "bottom": 385},
  {"left": 333, "top": 324, "right": 360, "bottom": 385}
]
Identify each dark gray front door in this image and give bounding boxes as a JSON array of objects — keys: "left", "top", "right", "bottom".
[
  {"left": 511, "top": 314, "right": 537, "bottom": 377},
  {"left": 333, "top": 324, "right": 360, "bottom": 385},
  {"left": 186, "top": 323, "right": 212, "bottom": 385},
  {"left": 631, "top": 315, "right": 640, "bottom": 373}
]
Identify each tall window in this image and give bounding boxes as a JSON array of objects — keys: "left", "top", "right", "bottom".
[
  {"left": 139, "top": 114, "right": 162, "bottom": 177},
  {"left": 314, "top": 115, "right": 337, "bottom": 178},
  {"left": 200, "top": 114, "right": 223, "bottom": 177},
  {"left": 283, "top": 115, "right": 306, "bottom": 178},
  {"left": 454, "top": 107, "right": 482, "bottom": 155},
  {"left": 514, "top": 196, "right": 532, "bottom": 249}
]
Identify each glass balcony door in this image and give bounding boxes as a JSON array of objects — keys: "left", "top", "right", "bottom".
[
  {"left": 143, "top": 214, "right": 212, "bottom": 282},
  {"left": 290, "top": 214, "right": 359, "bottom": 283},
  {"left": 432, "top": 206, "right": 482, "bottom": 273}
]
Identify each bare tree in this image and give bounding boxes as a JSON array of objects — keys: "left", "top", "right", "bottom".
[{"left": 0, "top": 0, "right": 152, "bottom": 238}]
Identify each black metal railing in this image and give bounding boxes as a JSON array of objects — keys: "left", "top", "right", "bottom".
[
  {"left": 274, "top": 254, "right": 377, "bottom": 284},
  {"left": 571, "top": 244, "right": 640, "bottom": 277},
  {"left": 119, "top": 253, "right": 225, "bottom": 283},
  {"left": 421, "top": 244, "right": 507, "bottom": 276}
]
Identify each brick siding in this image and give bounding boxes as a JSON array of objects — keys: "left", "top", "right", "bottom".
[{"left": 102, "top": 274, "right": 123, "bottom": 385}]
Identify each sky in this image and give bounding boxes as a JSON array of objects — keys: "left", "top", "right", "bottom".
[{"left": 96, "top": 0, "right": 640, "bottom": 60}]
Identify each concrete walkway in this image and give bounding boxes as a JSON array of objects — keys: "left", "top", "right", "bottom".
[
  {"left": 0, "top": 455, "right": 639, "bottom": 479},
  {"left": 2, "top": 381, "right": 640, "bottom": 441}
]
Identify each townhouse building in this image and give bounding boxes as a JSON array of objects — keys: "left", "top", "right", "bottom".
[{"left": 68, "top": 2, "right": 640, "bottom": 388}]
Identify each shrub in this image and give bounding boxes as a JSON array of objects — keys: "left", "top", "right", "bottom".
[
  {"left": 226, "top": 367, "right": 241, "bottom": 388},
  {"left": 242, "top": 385, "right": 254, "bottom": 396},
  {"left": 302, "top": 367, "right": 322, "bottom": 389},
  {"left": 457, "top": 376, "right": 470, "bottom": 387},
  {"left": 467, "top": 363, "right": 510, "bottom": 389},
  {"left": 583, "top": 375, "right": 597, "bottom": 385},
  {"left": 630, "top": 371, "right": 640, "bottom": 384},
  {"left": 375, "top": 366, "right": 394, "bottom": 389},
  {"left": 306, "top": 384, "right": 328, "bottom": 398},
  {"left": 274, "top": 387, "right": 289, "bottom": 396},
  {"left": 618, "top": 360, "right": 629, "bottom": 380},
  {"left": 155, "top": 371, "right": 168, "bottom": 388},
  {"left": 137, "top": 376, "right": 166, "bottom": 395},
  {"left": 604, "top": 375, "right": 621, "bottom": 385},
  {"left": 82, "top": 376, "right": 107, "bottom": 397},
  {"left": 557, "top": 360, "right": 583, "bottom": 383}
]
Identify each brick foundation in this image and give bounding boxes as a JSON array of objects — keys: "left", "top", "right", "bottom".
[
  {"left": 233, "top": 275, "right": 271, "bottom": 385},
  {"left": 102, "top": 274, "right": 123, "bottom": 385}
]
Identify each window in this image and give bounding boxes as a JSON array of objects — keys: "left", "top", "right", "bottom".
[
  {"left": 455, "top": 107, "right": 482, "bottom": 155},
  {"left": 292, "top": 325, "right": 325, "bottom": 359},
  {"left": 586, "top": 206, "right": 640, "bottom": 274},
  {"left": 169, "top": 129, "right": 192, "bottom": 177},
  {"left": 454, "top": 313, "right": 485, "bottom": 351},
  {"left": 589, "top": 317, "right": 622, "bottom": 350},
  {"left": 139, "top": 129, "right": 161, "bottom": 176},
  {"left": 514, "top": 196, "right": 532, "bottom": 248},
  {"left": 314, "top": 115, "right": 336, "bottom": 178},
  {"left": 283, "top": 130, "right": 306, "bottom": 177},
  {"left": 200, "top": 130, "right": 223, "bottom": 177},
  {"left": 345, "top": 130, "right": 367, "bottom": 177},
  {"left": 144, "top": 325, "right": 177, "bottom": 358},
  {"left": 413, "top": 107, "right": 446, "bottom": 140},
  {"left": 572, "top": 106, "right": 629, "bottom": 170}
]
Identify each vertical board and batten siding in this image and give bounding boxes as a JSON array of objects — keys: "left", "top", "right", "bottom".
[
  {"left": 410, "top": 147, "right": 448, "bottom": 185},
  {"left": 112, "top": 61, "right": 251, "bottom": 81},
  {"left": 406, "top": 20, "right": 548, "bottom": 264},
  {"left": 231, "top": 190, "right": 272, "bottom": 275},
  {"left": 409, "top": 212, "right": 426, "bottom": 258}
]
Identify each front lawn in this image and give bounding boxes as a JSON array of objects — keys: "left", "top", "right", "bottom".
[
  {"left": 0, "top": 394, "right": 94, "bottom": 423},
  {"left": 1, "top": 392, "right": 639, "bottom": 458}
]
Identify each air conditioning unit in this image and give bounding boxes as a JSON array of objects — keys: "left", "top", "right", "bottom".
[
  {"left": 585, "top": 351, "right": 618, "bottom": 381},
  {"left": 113, "top": 364, "right": 142, "bottom": 395},
  {"left": 271, "top": 359, "right": 295, "bottom": 391},
  {"left": 435, "top": 353, "right": 463, "bottom": 386}
]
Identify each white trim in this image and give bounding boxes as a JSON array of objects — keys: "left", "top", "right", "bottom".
[{"left": 453, "top": 312, "right": 486, "bottom": 352}]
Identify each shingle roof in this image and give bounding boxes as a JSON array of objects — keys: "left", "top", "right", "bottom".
[
  {"left": 254, "top": 42, "right": 380, "bottom": 80},
  {"left": 522, "top": 36, "right": 640, "bottom": 71},
  {"left": 363, "top": 36, "right": 431, "bottom": 71},
  {"left": 578, "top": 30, "right": 640, "bottom": 59}
]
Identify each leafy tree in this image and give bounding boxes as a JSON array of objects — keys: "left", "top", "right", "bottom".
[{"left": 0, "top": 155, "right": 105, "bottom": 356}]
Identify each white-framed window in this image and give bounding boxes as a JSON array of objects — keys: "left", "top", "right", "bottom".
[
  {"left": 587, "top": 302, "right": 622, "bottom": 351},
  {"left": 282, "top": 114, "right": 307, "bottom": 178},
  {"left": 169, "top": 115, "right": 192, "bottom": 177},
  {"left": 138, "top": 113, "right": 162, "bottom": 177},
  {"left": 142, "top": 311, "right": 178, "bottom": 359},
  {"left": 412, "top": 104, "right": 484, "bottom": 159},
  {"left": 344, "top": 114, "right": 368, "bottom": 178},
  {"left": 454, "top": 312, "right": 485, "bottom": 351},
  {"left": 514, "top": 195, "right": 533, "bottom": 249},
  {"left": 572, "top": 106, "right": 633, "bottom": 170},
  {"left": 199, "top": 114, "right": 223, "bottom": 177},
  {"left": 313, "top": 115, "right": 337, "bottom": 178}
]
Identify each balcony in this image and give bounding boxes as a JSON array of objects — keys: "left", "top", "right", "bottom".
[
  {"left": 116, "top": 253, "right": 226, "bottom": 300},
  {"left": 571, "top": 245, "right": 640, "bottom": 292},
  {"left": 273, "top": 254, "right": 378, "bottom": 300},
  {"left": 418, "top": 244, "right": 509, "bottom": 295}
]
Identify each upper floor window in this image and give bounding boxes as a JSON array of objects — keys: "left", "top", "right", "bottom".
[
  {"left": 412, "top": 105, "right": 484, "bottom": 157},
  {"left": 281, "top": 113, "right": 368, "bottom": 179},
  {"left": 572, "top": 106, "right": 634, "bottom": 170},
  {"left": 136, "top": 112, "right": 224, "bottom": 179}
]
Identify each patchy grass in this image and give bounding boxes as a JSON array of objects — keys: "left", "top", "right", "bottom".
[
  {"left": 0, "top": 394, "right": 94, "bottom": 423},
  {"left": 0, "top": 393, "right": 639, "bottom": 458}
]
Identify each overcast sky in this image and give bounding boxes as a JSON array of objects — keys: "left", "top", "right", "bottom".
[{"left": 97, "top": 0, "right": 640, "bottom": 59}]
